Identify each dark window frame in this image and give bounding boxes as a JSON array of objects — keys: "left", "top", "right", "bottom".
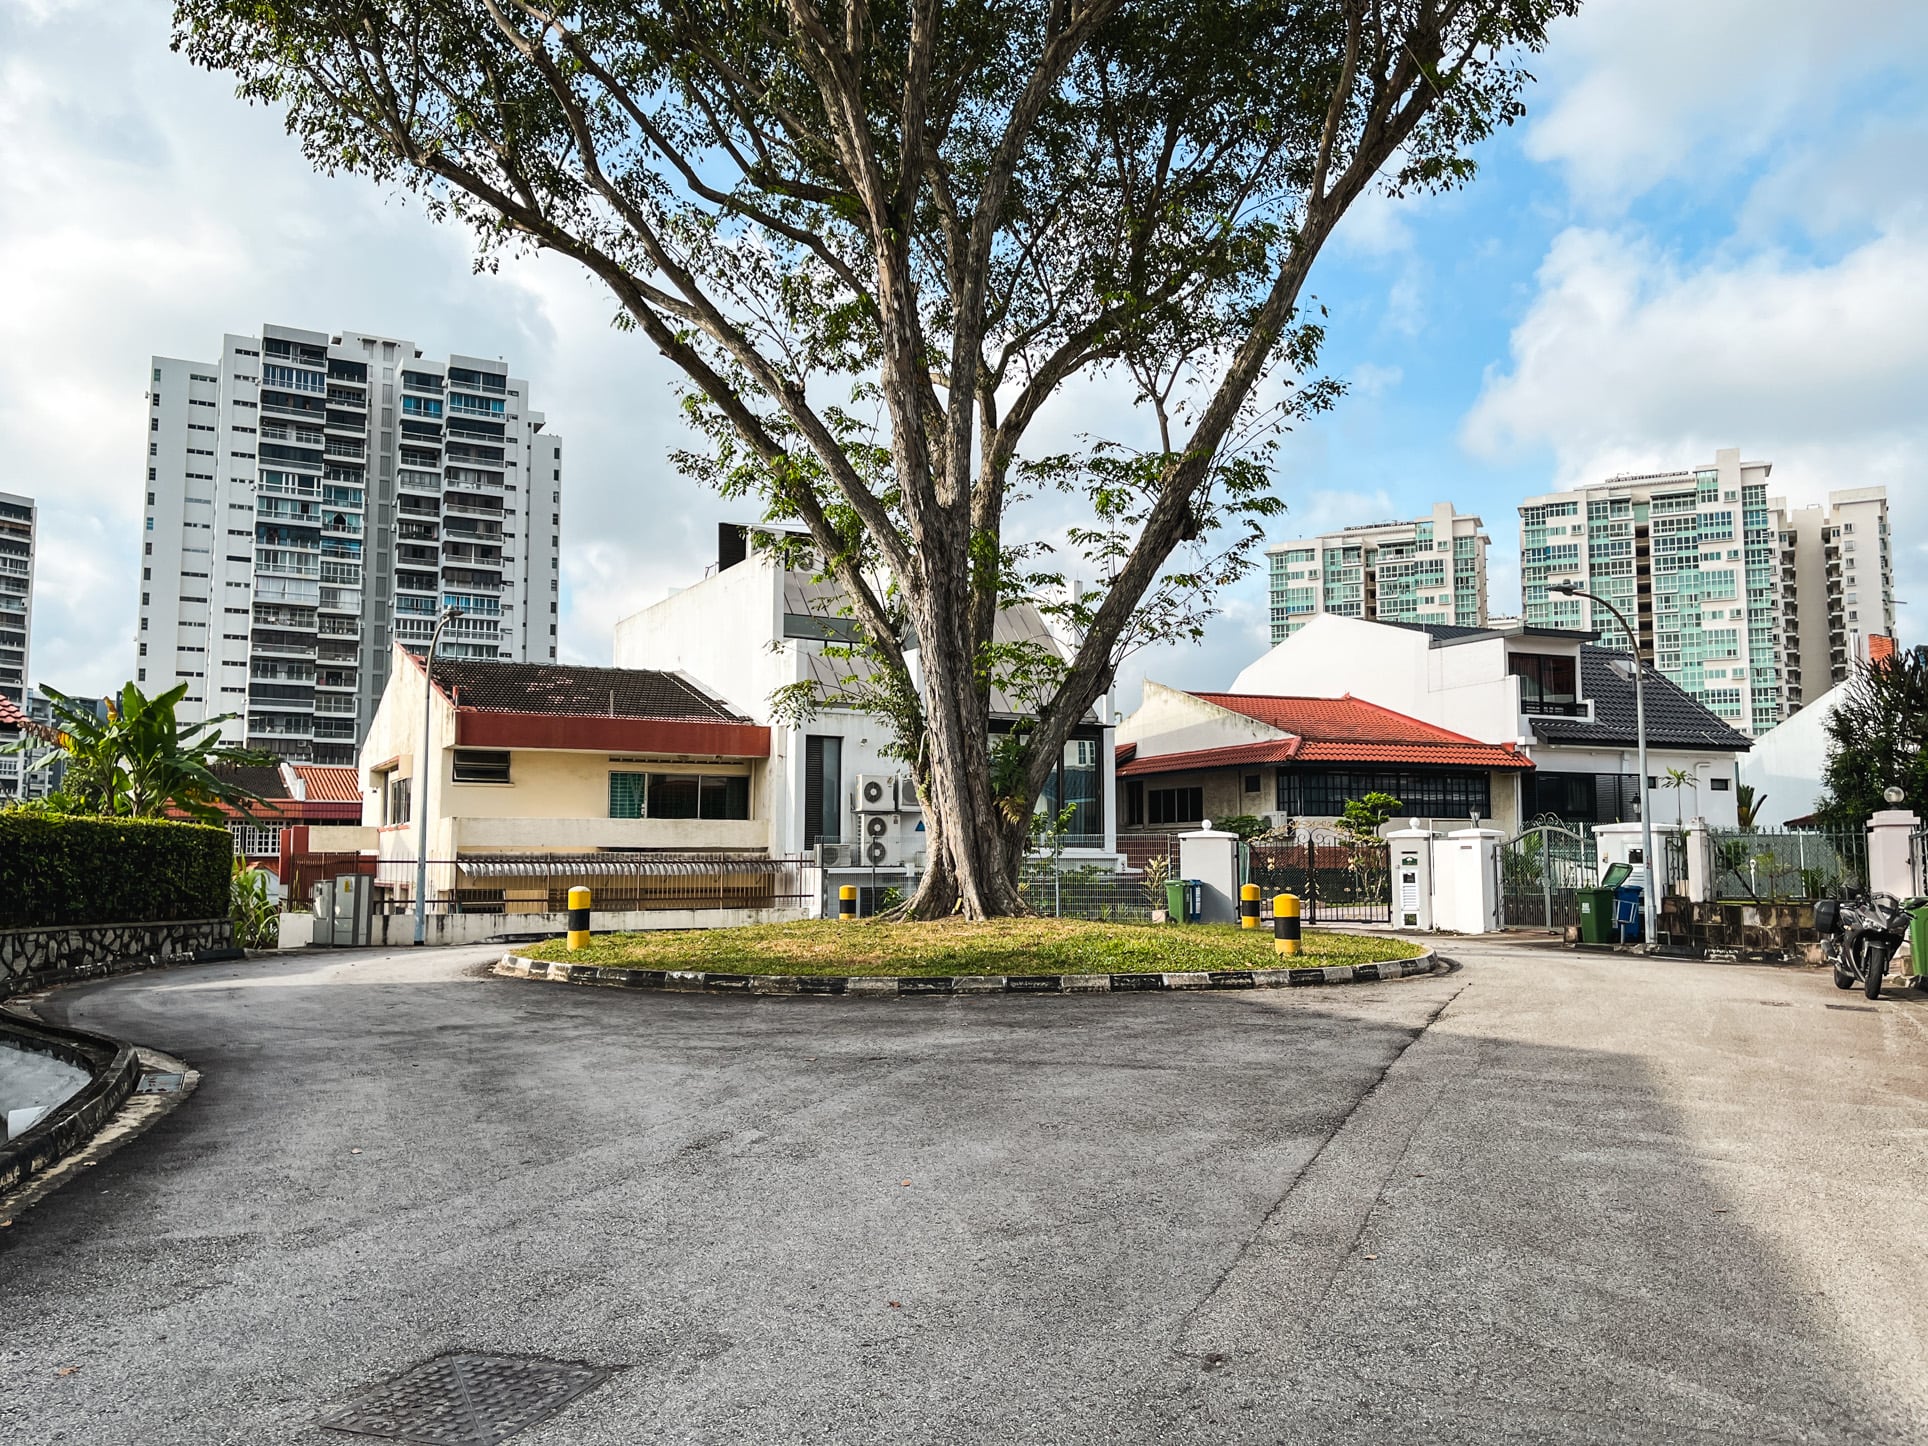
[{"left": 450, "top": 748, "right": 511, "bottom": 784}]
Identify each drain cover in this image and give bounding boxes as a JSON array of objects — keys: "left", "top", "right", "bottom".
[{"left": 318, "top": 1353, "right": 611, "bottom": 1444}]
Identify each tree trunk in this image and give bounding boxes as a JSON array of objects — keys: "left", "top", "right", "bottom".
[{"left": 898, "top": 563, "right": 1031, "bottom": 920}]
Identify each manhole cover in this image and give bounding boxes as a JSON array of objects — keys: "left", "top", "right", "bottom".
[
  {"left": 136, "top": 1071, "right": 185, "bottom": 1094},
  {"left": 318, "top": 1353, "right": 611, "bottom": 1444}
]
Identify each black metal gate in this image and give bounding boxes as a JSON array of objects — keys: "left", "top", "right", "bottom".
[
  {"left": 1500, "top": 822, "right": 1598, "bottom": 930},
  {"left": 1249, "top": 828, "right": 1392, "bottom": 924}
]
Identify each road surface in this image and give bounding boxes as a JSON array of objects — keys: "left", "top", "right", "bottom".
[{"left": 2, "top": 939, "right": 1924, "bottom": 1443}]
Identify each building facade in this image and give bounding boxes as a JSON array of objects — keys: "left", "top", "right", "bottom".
[
  {"left": 1266, "top": 502, "right": 1488, "bottom": 644},
  {"left": 141, "top": 324, "right": 562, "bottom": 766},
  {"left": 1772, "top": 487, "right": 1894, "bottom": 710},
  {"left": 1520, "top": 449, "right": 1891, "bottom": 735},
  {"left": 613, "top": 526, "right": 1118, "bottom": 899},
  {"left": 0, "top": 492, "right": 35, "bottom": 800}
]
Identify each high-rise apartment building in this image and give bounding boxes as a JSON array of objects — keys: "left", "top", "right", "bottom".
[
  {"left": 1265, "top": 503, "right": 1488, "bottom": 644},
  {"left": 1773, "top": 487, "right": 1895, "bottom": 709},
  {"left": 1518, "top": 449, "right": 1892, "bottom": 735},
  {"left": 0, "top": 491, "right": 36, "bottom": 799},
  {"left": 141, "top": 325, "right": 562, "bottom": 765}
]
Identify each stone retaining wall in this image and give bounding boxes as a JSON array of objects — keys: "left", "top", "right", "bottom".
[
  {"left": 0, "top": 919, "right": 236, "bottom": 1000},
  {"left": 1657, "top": 897, "right": 1818, "bottom": 961}
]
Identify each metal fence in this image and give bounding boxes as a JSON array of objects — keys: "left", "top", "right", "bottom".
[
  {"left": 1017, "top": 857, "right": 1161, "bottom": 922},
  {"left": 1500, "top": 822, "right": 1598, "bottom": 930},
  {"left": 285, "top": 854, "right": 820, "bottom": 916},
  {"left": 1707, "top": 828, "right": 1866, "bottom": 902}
]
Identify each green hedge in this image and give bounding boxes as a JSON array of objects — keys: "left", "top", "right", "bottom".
[{"left": 0, "top": 814, "right": 232, "bottom": 929}]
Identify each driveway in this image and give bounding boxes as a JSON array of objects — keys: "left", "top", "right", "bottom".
[{"left": 2, "top": 940, "right": 1924, "bottom": 1443}]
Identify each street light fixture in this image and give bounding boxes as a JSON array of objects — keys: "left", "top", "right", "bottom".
[
  {"left": 1549, "top": 583, "right": 1657, "bottom": 949},
  {"left": 414, "top": 605, "right": 464, "bottom": 946}
]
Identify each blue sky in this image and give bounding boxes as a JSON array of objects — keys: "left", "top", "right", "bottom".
[{"left": 3, "top": 0, "right": 1924, "bottom": 711}]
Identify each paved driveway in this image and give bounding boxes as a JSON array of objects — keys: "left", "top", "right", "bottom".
[{"left": 2, "top": 941, "right": 1925, "bottom": 1443}]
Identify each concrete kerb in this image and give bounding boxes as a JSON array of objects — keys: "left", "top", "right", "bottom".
[
  {"left": 492, "top": 946, "right": 1445, "bottom": 999},
  {"left": 0, "top": 1009, "right": 143, "bottom": 1198}
]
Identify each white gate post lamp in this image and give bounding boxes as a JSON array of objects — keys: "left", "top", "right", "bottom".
[
  {"left": 1549, "top": 583, "right": 1656, "bottom": 949},
  {"left": 414, "top": 604, "right": 464, "bottom": 946}
]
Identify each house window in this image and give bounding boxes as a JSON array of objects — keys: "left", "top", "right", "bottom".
[
  {"left": 646, "top": 773, "right": 750, "bottom": 820},
  {"left": 1125, "top": 779, "right": 1145, "bottom": 826},
  {"left": 451, "top": 749, "right": 511, "bottom": 783},
  {"left": 1147, "top": 786, "right": 1203, "bottom": 826},
  {"left": 1279, "top": 769, "right": 1492, "bottom": 819},
  {"left": 609, "top": 771, "right": 646, "bottom": 818},
  {"left": 1709, "top": 776, "right": 1730, "bottom": 792},
  {"left": 1509, "top": 653, "right": 1580, "bottom": 716},
  {"left": 803, "top": 735, "right": 842, "bottom": 845},
  {"left": 230, "top": 824, "right": 282, "bottom": 858},
  {"left": 1244, "top": 773, "right": 1261, "bottom": 794},
  {"left": 379, "top": 770, "right": 410, "bottom": 825}
]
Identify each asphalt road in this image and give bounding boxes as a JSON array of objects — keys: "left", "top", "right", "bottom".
[{"left": 3, "top": 939, "right": 1926, "bottom": 1444}]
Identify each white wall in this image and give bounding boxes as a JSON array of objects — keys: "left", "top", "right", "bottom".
[
  {"left": 1116, "top": 681, "right": 1285, "bottom": 755},
  {"left": 1740, "top": 681, "right": 1846, "bottom": 826}
]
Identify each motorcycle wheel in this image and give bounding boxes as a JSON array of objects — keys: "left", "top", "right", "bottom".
[
  {"left": 1861, "top": 938, "right": 1884, "bottom": 1001},
  {"left": 1833, "top": 966, "right": 1856, "bottom": 990}
]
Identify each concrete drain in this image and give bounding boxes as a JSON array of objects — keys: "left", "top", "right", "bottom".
[{"left": 318, "top": 1353, "right": 611, "bottom": 1444}]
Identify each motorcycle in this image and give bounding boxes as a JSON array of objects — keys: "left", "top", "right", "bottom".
[{"left": 1815, "top": 891, "right": 1923, "bottom": 1000}]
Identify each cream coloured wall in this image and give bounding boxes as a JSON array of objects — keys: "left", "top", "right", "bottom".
[
  {"left": 358, "top": 642, "right": 775, "bottom": 862},
  {"left": 1116, "top": 681, "right": 1286, "bottom": 756}
]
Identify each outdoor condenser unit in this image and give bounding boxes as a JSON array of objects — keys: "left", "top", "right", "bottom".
[
  {"left": 864, "top": 836, "right": 896, "bottom": 867},
  {"left": 855, "top": 774, "right": 898, "bottom": 812}
]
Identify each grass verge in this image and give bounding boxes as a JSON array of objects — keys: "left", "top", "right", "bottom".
[{"left": 517, "top": 917, "right": 1424, "bottom": 977}]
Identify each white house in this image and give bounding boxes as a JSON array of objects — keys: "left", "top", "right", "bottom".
[
  {"left": 613, "top": 525, "right": 1117, "bottom": 901},
  {"left": 1231, "top": 616, "right": 1753, "bottom": 830},
  {"left": 357, "top": 646, "right": 800, "bottom": 920},
  {"left": 1738, "top": 679, "right": 1850, "bottom": 826}
]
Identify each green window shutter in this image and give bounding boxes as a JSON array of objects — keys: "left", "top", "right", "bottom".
[{"left": 609, "top": 771, "right": 646, "bottom": 818}]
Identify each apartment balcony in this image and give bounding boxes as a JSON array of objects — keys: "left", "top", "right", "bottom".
[
  {"left": 398, "top": 521, "right": 439, "bottom": 543},
  {"left": 318, "top": 586, "right": 362, "bottom": 614},
  {"left": 318, "top": 617, "right": 360, "bottom": 637},
  {"left": 314, "top": 696, "right": 357, "bottom": 716},
  {"left": 251, "top": 640, "right": 317, "bottom": 661},
  {"left": 442, "top": 496, "right": 505, "bottom": 518},
  {"left": 324, "top": 441, "right": 366, "bottom": 462}
]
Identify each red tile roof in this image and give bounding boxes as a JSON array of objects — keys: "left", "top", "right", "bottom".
[
  {"left": 294, "top": 764, "right": 362, "bottom": 803},
  {"left": 1117, "top": 693, "right": 1532, "bottom": 777},
  {"left": 1191, "top": 692, "right": 1495, "bottom": 746}
]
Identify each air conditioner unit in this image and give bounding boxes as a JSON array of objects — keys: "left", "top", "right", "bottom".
[
  {"left": 864, "top": 813, "right": 892, "bottom": 841},
  {"left": 817, "top": 842, "right": 861, "bottom": 867},
  {"left": 855, "top": 774, "right": 897, "bottom": 812},
  {"left": 893, "top": 776, "right": 922, "bottom": 812},
  {"left": 863, "top": 836, "right": 897, "bottom": 867}
]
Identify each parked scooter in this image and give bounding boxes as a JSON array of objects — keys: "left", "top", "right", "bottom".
[{"left": 1815, "top": 891, "right": 1924, "bottom": 1000}]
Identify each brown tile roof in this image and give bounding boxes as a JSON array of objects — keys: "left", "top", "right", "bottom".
[{"left": 428, "top": 657, "right": 747, "bottom": 722}]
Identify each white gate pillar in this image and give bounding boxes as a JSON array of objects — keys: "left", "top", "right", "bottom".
[
  {"left": 1385, "top": 827, "right": 1435, "bottom": 931},
  {"left": 1867, "top": 809, "right": 1921, "bottom": 899},
  {"left": 1434, "top": 827, "right": 1506, "bottom": 934}
]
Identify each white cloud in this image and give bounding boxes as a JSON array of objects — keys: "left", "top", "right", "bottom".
[
  {"left": 1524, "top": 0, "right": 1928, "bottom": 206},
  {"left": 1462, "top": 223, "right": 1928, "bottom": 640},
  {"left": 0, "top": 1, "right": 700, "bottom": 693}
]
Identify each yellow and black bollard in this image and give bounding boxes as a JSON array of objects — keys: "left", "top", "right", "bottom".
[
  {"left": 1273, "top": 893, "right": 1301, "bottom": 957},
  {"left": 838, "top": 884, "right": 858, "bottom": 922},
  {"left": 1240, "top": 883, "right": 1261, "bottom": 929},
  {"left": 566, "top": 886, "right": 593, "bottom": 951}
]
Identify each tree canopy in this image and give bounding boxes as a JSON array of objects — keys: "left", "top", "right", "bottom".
[
  {"left": 1817, "top": 649, "right": 1928, "bottom": 828},
  {"left": 174, "top": 0, "right": 1578, "bottom": 915}
]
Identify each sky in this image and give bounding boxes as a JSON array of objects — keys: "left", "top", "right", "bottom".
[{"left": 3, "top": 0, "right": 1925, "bottom": 714}]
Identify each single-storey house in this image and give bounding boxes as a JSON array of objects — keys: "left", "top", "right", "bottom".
[
  {"left": 1115, "top": 684, "right": 1533, "bottom": 832},
  {"left": 357, "top": 646, "right": 793, "bottom": 916}
]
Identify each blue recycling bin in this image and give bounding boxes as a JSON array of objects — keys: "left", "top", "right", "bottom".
[
  {"left": 1183, "top": 879, "right": 1203, "bottom": 924},
  {"left": 1613, "top": 885, "right": 1644, "bottom": 944}
]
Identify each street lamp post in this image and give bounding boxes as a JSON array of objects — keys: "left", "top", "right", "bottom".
[
  {"left": 1550, "top": 584, "right": 1657, "bottom": 949},
  {"left": 414, "top": 605, "right": 463, "bottom": 946}
]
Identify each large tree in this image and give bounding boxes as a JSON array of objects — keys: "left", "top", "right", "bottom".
[
  {"left": 1816, "top": 649, "right": 1928, "bottom": 829},
  {"left": 174, "top": 0, "right": 1575, "bottom": 916}
]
